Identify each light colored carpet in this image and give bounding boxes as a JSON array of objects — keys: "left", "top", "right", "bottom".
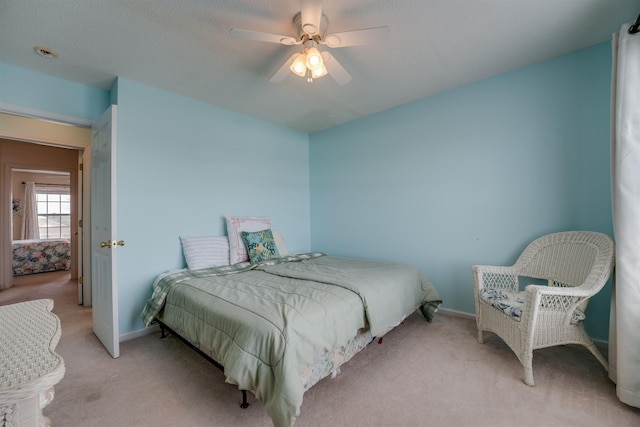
[{"left": 2, "top": 272, "right": 639, "bottom": 426}]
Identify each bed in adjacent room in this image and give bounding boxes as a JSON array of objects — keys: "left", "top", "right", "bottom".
[
  {"left": 141, "top": 217, "right": 441, "bottom": 427},
  {"left": 12, "top": 239, "right": 71, "bottom": 276}
]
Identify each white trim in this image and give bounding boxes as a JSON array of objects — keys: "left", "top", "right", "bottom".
[
  {"left": 0, "top": 103, "right": 94, "bottom": 128},
  {"left": 438, "top": 307, "right": 475, "bottom": 320},
  {"left": 119, "top": 324, "right": 159, "bottom": 342},
  {"left": 437, "top": 307, "right": 610, "bottom": 350},
  {"left": 594, "top": 338, "right": 608, "bottom": 353}
]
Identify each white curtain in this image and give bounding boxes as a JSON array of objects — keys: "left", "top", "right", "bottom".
[
  {"left": 610, "top": 19, "right": 640, "bottom": 408},
  {"left": 21, "top": 181, "right": 40, "bottom": 240}
]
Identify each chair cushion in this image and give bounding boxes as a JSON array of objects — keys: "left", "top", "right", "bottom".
[
  {"left": 480, "top": 289, "right": 525, "bottom": 320},
  {"left": 480, "top": 288, "right": 585, "bottom": 323}
]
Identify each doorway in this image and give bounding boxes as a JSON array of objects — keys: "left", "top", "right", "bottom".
[{"left": 0, "top": 113, "right": 92, "bottom": 305}]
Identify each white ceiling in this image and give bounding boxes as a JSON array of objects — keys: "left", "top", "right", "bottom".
[{"left": 1, "top": 1, "right": 639, "bottom": 133}]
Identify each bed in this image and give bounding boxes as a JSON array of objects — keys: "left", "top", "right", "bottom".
[
  {"left": 142, "top": 252, "right": 441, "bottom": 427},
  {"left": 12, "top": 239, "right": 71, "bottom": 276}
]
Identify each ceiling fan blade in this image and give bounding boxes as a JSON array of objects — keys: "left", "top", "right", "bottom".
[
  {"left": 270, "top": 54, "right": 298, "bottom": 83},
  {"left": 300, "top": 0, "right": 323, "bottom": 35},
  {"left": 229, "top": 28, "right": 299, "bottom": 45},
  {"left": 322, "top": 26, "right": 390, "bottom": 48},
  {"left": 321, "top": 51, "right": 352, "bottom": 85}
]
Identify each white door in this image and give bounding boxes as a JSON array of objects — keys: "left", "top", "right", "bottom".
[
  {"left": 91, "top": 105, "right": 119, "bottom": 358},
  {"left": 77, "top": 150, "right": 84, "bottom": 305}
]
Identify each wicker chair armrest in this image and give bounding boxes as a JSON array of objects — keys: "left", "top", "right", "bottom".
[
  {"left": 472, "top": 265, "right": 519, "bottom": 291},
  {"left": 522, "top": 284, "right": 590, "bottom": 324},
  {"left": 524, "top": 283, "right": 592, "bottom": 298}
]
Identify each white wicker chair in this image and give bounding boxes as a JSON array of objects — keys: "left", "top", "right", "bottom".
[{"left": 472, "top": 231, "right": 615, "bottom": 386}]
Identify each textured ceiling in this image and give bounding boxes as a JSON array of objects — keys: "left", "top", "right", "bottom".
[{"left": 1, "top": 0, "right": 639, "bottom": 133}]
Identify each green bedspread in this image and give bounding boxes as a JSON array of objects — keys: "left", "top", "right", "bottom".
[{"left": 141, "top": 253, "right": 441, "bottom": 427}]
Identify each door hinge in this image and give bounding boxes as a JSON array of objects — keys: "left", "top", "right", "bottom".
[
  {"left": 78, "top": 276, "right": 83, "bottom": 285},
  {"left": 79, "top": 163, "right": 83, "bottom": 171},
  {"left": 79, "top": 219, "right": 83, "bottom": 228}
]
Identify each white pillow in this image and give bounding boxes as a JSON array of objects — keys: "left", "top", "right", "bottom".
[
  {"left": 272, "top": 230, "right": 290, "bottom": 256},
  {"left": 180, "top": 236, "right": 230, "bottom": 270},
  {"left": 226, "top": 216, "right": 271, "bottom": 264}
]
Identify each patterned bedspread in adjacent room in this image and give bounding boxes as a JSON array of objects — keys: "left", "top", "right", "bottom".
[{"left": 12, "top": 239, "right": 71, "bottom": 275}]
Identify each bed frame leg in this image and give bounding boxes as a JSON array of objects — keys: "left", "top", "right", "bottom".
[
  {"left": 156, "top": 319, "right": 249, "bottom": 410},
  {"left": 159, "top": 323, "right": 167, "bottom": 339},
  {"left": 240, "top": 390, "right": 249, "bottom": 409}
]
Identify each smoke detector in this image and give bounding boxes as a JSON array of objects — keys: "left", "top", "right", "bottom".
[{"left": 34, "top": 46, "right": 59, "bottom": 58}]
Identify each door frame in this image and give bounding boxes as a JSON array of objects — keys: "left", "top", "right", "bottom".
[{"left": 0, "top": 110, "right": 93, "bottom": 303}]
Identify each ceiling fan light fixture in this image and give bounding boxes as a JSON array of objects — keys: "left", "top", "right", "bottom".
[
  {"left": 306, "top": 47, "right": 323, "bottom": 70},
  {"left": 290, "top": 52, "right": 308, "bottom": 77},
  {"left": 230, "top": 1, "right": 388, "bottom": 85},
  {"left": 311, "top": 63, "right": 327, "bottom": 78}
]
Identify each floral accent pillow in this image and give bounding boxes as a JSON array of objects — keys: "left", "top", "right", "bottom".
[{"left": 240, "top": 229, "right": 280, "bottom": 263}]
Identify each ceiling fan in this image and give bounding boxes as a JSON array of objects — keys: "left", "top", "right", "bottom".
[{"left": 229, "top": 0, "right": 389, "bottom": 85}]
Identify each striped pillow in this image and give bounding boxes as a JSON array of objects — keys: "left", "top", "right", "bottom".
[{"left": 180, "top": 236, "right": 230, "bottom": 270}]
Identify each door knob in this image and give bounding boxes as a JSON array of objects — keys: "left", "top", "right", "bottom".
[{"left": 100, "top": 240, "right": 124, "bottom": 248}]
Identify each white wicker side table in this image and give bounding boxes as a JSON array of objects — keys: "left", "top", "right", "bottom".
[{"left": 0, "top": 299, "right": 65, "bottom": 427}]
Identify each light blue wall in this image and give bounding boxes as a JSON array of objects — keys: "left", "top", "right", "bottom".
[
  {"left": 0, "top": 62, "right": 110, "bottom": 120},
  {"left": 0, "top": 65, "right": 310, "bottom": 335},
  {"left": 309, "top": 42, "right": 613, "bottom": 341},
  {"left": 113, "top": 78, "right": 310, "bottom": 333},
  {"left": 1, "top": 41, "right": 615, "bottom": 341}
]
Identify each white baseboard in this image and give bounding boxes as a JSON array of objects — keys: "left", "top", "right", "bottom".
[
  {"left": 593, "top": 338, "right": 608, "bottom": 353},
  {"left": 121, "top": 309, "right": 610, "bottom": 354},
  {"left": 438, "top": 307, "right": 475, "bottom": 320},
  {"left": 436, "top": 307, "right": 610, "bottom": 352},
  {"left": 119, "top": 323, "right": 159, "bottom": 342}
]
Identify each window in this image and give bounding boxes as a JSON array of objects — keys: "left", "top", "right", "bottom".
[{"left": 36, "top": 187, "right": 71, "bottom": 239}]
